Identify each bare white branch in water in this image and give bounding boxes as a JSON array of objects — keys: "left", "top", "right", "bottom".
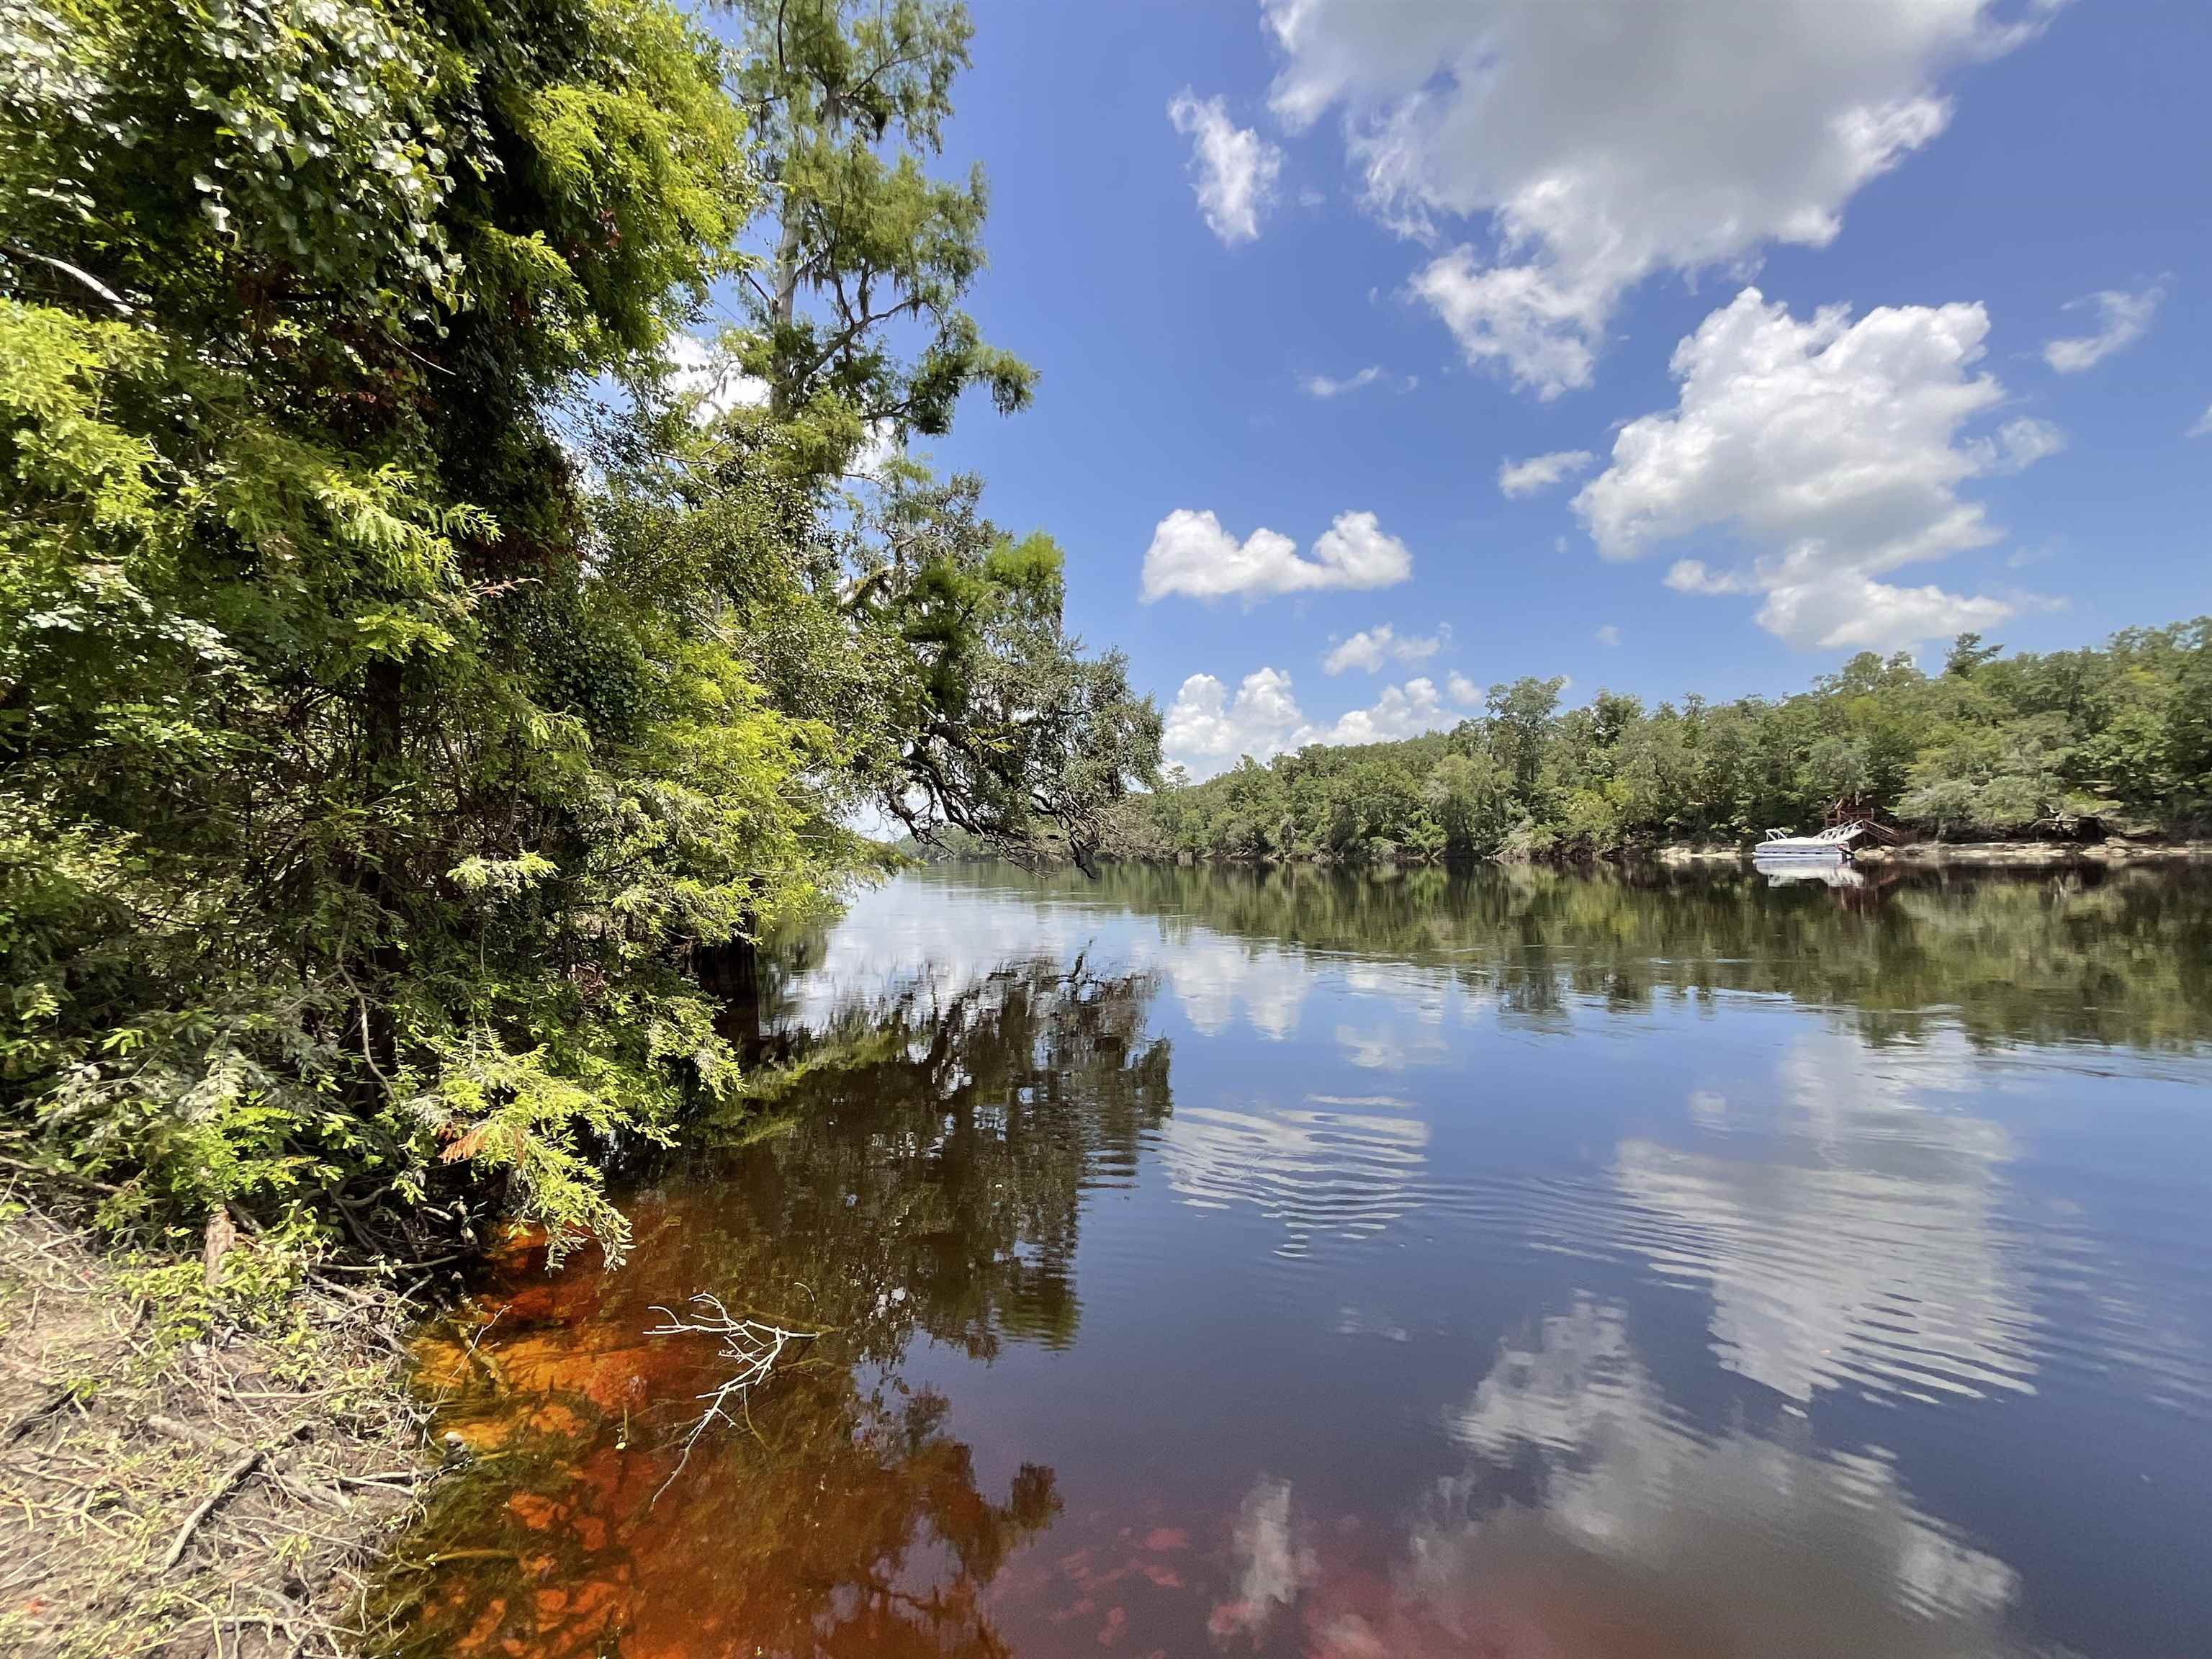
[{"left": 644, "top": 1293, "right": 818, "bottom": 1504}]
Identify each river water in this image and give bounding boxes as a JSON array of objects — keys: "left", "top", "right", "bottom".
[{"left": 383, "top": 862, "right": 2212, "bottom": 1658}]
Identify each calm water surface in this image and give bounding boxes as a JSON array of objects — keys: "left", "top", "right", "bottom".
[{"left": 387, "top": 863, "right": 2212, "bottom": 1658}]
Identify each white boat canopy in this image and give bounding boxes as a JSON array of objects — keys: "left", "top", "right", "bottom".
[{"left": 1755, "top": 820, "right": 1881, "bottom": 857}]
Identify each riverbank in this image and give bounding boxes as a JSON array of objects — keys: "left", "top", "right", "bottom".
[
  {"left": 0, "top": 1194, "right": 439, "bottom": 1657},
  {"left": 1856, "top": 838, "right": 2212, "bottom": 869},
  {"left": 1087, "top": 837, "right": 2212, "bottom": 874},
  {"left": 1658, "top": 838, "right": 2212, "bottom": 870}
]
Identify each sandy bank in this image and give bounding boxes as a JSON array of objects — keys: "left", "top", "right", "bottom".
[{"left": 1856, "top": 840, "right": 2212, "bottom": 868}]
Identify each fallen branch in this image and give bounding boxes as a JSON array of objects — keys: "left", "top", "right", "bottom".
[
  {"left": 158, "top": 1447, "right": 266, "bottom": 1573},
  {"left": 147, "top": 1412, "right": 233, "bottom": 1455},
  {"left": 3, "top": 1385, "right": 73, "bottom": 1444},
  {"left": 336, "top": 1468, "right": 422, "bottom": 1488},
  {"left": 644, "top": 1293, "right": 818, "bottom": 1505},
  {"left": 156, "top": 1422, "right": 308, "bottom": 1573}
]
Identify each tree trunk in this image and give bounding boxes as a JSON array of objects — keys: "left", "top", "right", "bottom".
[
  {"left": 771, "top": 199, "right": 802, "bottom": 328},
  {"left": 353, "top": 656, "right": 408, "bottom": 1082},
  {"left": 699, "top": 933, "right": 763, "bottom": 1062}
]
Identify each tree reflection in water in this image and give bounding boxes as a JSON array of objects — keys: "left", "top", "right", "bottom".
[
  {"left": 374, "top": 866, "right": 2212, "bottom": 1658},
  {"left": 375, "top": 960, "right": 1169, "bottom": 1658},
  {"left": 1007, "top": 860, "right": 2212, "bottom": 1053}
]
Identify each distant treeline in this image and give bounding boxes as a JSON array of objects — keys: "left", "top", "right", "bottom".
[{"left": 1112, "top": 623, "right": 2212, "bottom": 865}]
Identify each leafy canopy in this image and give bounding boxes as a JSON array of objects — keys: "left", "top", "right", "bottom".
[{"left": 0, "top": 0, "right": 1155, "bottom": 1262}]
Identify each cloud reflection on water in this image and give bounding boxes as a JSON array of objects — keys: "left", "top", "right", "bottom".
[
  {"left": 1197, "top": 1299, "right": 2036, "bottom": 1659},
  {"left": 1298, "top": 1299, "right": 2037, "bottom": 1659},
  {"left": 1612, "top": 1029, "right": 2038, "bottom": 1403},
  {"left": 1160, "top": 1097, "right": 1430, "bottom": 1256},
  {"left": 1164, "top": 938, "right": 1313, "bottom": 1038}
]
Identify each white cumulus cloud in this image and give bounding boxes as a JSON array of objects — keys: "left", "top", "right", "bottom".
[
  {"left": 1162, "top": 667, "right": 1307, "bottom": 771},
  {"left": 1446, "top": 672, "right": 1482, "bottom": 706},
  {"left": 2191, "top": 403, "right": 2212, "bottom": 439},
  {"left": 1322, "top": 623, "right": 1444, "bottom": 675},
  {"left": 1169, "top": 89, "right": 1284, "bottom": 246},
  {"left": 1141, "top": 508, "right": 1413, "bottom": 602},
  {"left": 1262, "top": 0, "right": 2056, "bottom": 395},
  {"left": 1497, "top": 449, "right": 1595, "bottom": 498},
  {"left": 1323, "top": 631, "right": 1391, "bottom": 675},
  {"left": 1163, "top": 667, "right": 1459, "bottom": 775},
  {"left": 1595, "top": 624, "right": 1621, "bottom": 647},
  {"left": 664, "top": 332, "right": 770, "bottom": 421},
  {"left": 1305, "top": 677, "right": 1451, "bottom": 746},
  {"left": 1574, "top": 287, "right": 2055, "bottom": 654},
  {"left": 2041, "top": 285, "right": 2162, "bottom": 373}
]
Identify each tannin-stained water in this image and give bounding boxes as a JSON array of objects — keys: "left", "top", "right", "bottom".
[{"left": 380, "top": 862, "right": 2212, "bottom": 1658}]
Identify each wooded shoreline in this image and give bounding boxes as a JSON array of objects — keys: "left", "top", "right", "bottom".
[
  {"left": 917, "top": 836, "right": 2212, "bottom": 874},
  {"left": 1112, "top": 626, "right": 2212, "bottom": 870}
]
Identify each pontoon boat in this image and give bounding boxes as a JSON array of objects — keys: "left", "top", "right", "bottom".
[{"left": 1753, "top": 822, "right": 1874, "bottom": 863}]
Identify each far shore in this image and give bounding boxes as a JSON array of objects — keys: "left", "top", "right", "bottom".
[
  {"left": 1660, "top": 838, "right": 2212, "bottom": 870},
  {"left": 1043, "top": 840, "right": 2212, "bottom": 873}
]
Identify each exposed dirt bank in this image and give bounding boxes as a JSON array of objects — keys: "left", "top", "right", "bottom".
[
  {"left": 0, "top": 1192, "right": 441, "bottom": 1657},
  {"left": 1856, "top": 840, "right": 2212, "bottom": 868},
  {"left": 1655, "top": 840, "right": 2212, "bottom": 871},
  {"left": 1650, "top": 844, "right": 1749, "bottom": 866}
]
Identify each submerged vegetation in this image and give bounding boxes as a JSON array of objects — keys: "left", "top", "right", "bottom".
[
  {"left": 0, "top": 0, "right": 1158, "bottom": 1262},
  {"left": 1115, "top": 625, "right": 2212, "bottom": 866}
]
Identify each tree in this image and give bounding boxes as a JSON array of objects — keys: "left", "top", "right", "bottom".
[
  {"left": 647, "top": 1, "right": 1161, "bottom": 871},
  {"left": 842, "top": 476, "right": 1161, "bottom": 873},
  {"left": 727, "top": 0, "right": 1034, "bottom": 440},
  {"left": 4, "top": 0, "right": 780, "bottom": 1257},
  {"left": 1487, "top": 676, "right": 1565, "bottom": 800},
  {"left": 0, "top": 0, "right": 1153, "bottom": 1263},
  {"left": 1944, "top": 631, "right": 2005, "bottom": 678}
]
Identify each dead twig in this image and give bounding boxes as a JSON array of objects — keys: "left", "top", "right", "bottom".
[
  {"left": 3, "top": 1385, "right": 74, "bottom": 1444},
  {"left": 156, "top": 1423, "right": 307, "bottom": 1573},
  {"left": 643, "top": 1293, "right": 819, "bottom": 1506}
]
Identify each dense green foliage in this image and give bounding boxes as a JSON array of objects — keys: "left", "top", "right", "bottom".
[
  {"left": 0, "top": 0, "right": 1156, "bottom": 1259},
  {"left": 1118, "top": 626, "right": 2212, "bottom": 865}
]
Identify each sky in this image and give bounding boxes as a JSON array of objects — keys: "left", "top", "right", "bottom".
[{"left": 810, "top": 0, "right": 2211, "bottom": 778}]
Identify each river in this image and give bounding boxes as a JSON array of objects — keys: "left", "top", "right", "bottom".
[{"left": 379, "top": 860, "right": 2212, "bottom": 1658}]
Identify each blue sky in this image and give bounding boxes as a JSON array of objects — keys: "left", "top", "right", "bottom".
[{"left": 806, "top": 1, "right": 2211, "bottom": 775}]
